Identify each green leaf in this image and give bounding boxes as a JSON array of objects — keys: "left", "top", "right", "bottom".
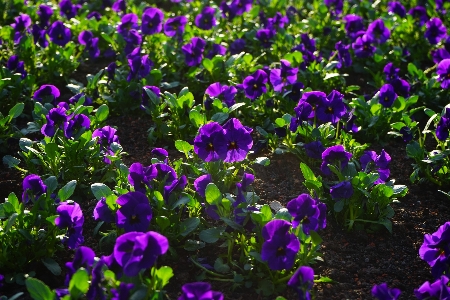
[
  {"left": 41, "top": 258, "right": 61, "bottom": 276},
  {"left": 154, "top": 266, "right": 174, "bottom": 289},
  {"left": 407, "top": 62, "right": 419, "bottom": 77},
  {"left": 45, "top": 143, "right": 59, "bottom": 160},
  {"left": 9, "top": 102, "right": 24, "bottom": 119},
  {"left": 334, "top": 200, "right": 344, "bottom": 212},
  {"left": 7, "top": 192, "right": 20, "bottom": 214},
  {"left": 323, "top": 73, "right": 341, "bottom": 80},
  {"left": 211, "top": 112, "right": 229, "bottom": 124},
  {"left": 155, "top": 216, "right": 170, "bottom": 231},
  {"left": 95, "top": 104, "right": 109, "bottom": 122},
  {"left": 202, "top": 58, "right": 213, "bottom": 72},
  {"left": 90, "top": 183, "right": 112, "bottom": 200},
  {"left": 175, "top": 140, "right": 193, "bottom": 156},
  {"left": 58, "top": 180, "right": 77, "bottom": 201},
  {"left": 406, "top": 141, "right": 424, "bottom": 160},
  {"left": 378, "top": 219, "right": 392, "bottom": 233},
  {"left": 300, "top": 162, "right": 316, "bottom": 181},
  {"left": 254, "top": 157, "right": 270, "bottom": 166},
  {"left": 3, "top": 155, "right": 20, "bottom": 168},
  {"left": 314, "top": 276, "right": 336, "bottom": 283},
  {"left": 214, "top": 258, "right": 230, "bottom": 274},
  {"left": 44, "top": 176, "right": 58, "bottom": 195},
  {"left": 309, "top": 230, "right": 323, "bottom": 247},
  {"left": 69, "top": 269, "right": 89, "bottom": 297},
  {"left": 205, "top": 183, "right": 222, "bottom": 205},
  {"left": 184, "top": 239, "right": 205, "bottom": 251},
  {"left": 189, "top": 109, "right": 205, "bottom": 127},
  {"left": 179, "top": 217, "right": 200, "bottom": 237},
  {"left": 5, "top": 213, "right": 18, "bottom": 233},
  {"left": 199, "top": 227, "right": 222, "bottom": 243},
  {"left": 25, "top": 278, "right": 55, "bottom": 300},
  {"left": 392, "top": 96, "right": 406, "bottom": 112}
]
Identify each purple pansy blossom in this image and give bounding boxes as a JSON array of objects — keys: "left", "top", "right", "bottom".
[
  {"left": 164, "top": 16, "right": 188, "bottom": 37},
  {"left": 287, "top": 194, "right": 326, "bottom": 234},
  {"left": 256, "top": 29, "right": 275, "bottom": 48},
  {"left": 206, "top": 43, "right": 227, "bottom": 59},
  {"left": 117, "top": 13, "right": 138, "bottom": 36},
  {"left": 164, "top": 175, "right": 187, "bottom": 202},
  {"left": 432, "top": 48, "right": 450, "bottom": 64},
  {"left": 11, "top": 14, "right": 31, "bottom": 43},
  {"left": 93, "top": 197, "right": 115, "bottom": 223},
  {"left": 141, "top": 86, "right": 161, "bottom": 109},
  {"left": 22, "top": 174, "right": 47, "bottom": 204},
  {"left": 352, "top": 34, "right": 376, "bottom": 58},
  {"left": 290, "top": 101, "right": 313, "bottom": 132},
  {"left": 6, "top": 55, "right": 27, "bottom": 79},
  {"left": 408, "top": 6, "right": 429, "bottom": 26},
  {"left": 111, "top": 283, "right": 134, "bottom": 299},
  {"left": 141, "top": 7, "right": 164, "bottom": 35},
  {"left": 230, "top": 0, "right": 253, "bottom": 16},
  {"left": 116, "top": 192, "right": 152, "bottom": 232},
  {"left": 194, "top": 122, "right": 227, "bottom": 162},
  {"left": 316, "top": 90, "right": 347, "bottom": 125},
  {"left": 33, "top": 84, "right": 60, "bottom": 104},
  {"left": 64, "top": 113, "right": 90, "bottom": 139},
  {"left": 419, "top": 222, "right": 450, "bottom": 278},
  {"left": 286, "top": 81, "right": 304, "bottom": 102},
  {"left": 360, "top": 149, "right": 391, "bottom": 184},
  {"left": 113, "top": 231, "right": 169, "bottom": 277},
  {"left": 78, "top": 30, "right": 100, "bottom": 59},
  {"left": 391, "top": 78, "right": 410, "bottom": 98},
  {"left": 383, "top": 62, "right": 400, "bottom": 82},
  {"left": 335, "top": 41, "right": 352, "bottom": 69},
  {"left": 261, "top": 219, "right": 300, "bottom": 270},
  {"left": 330, "top": 181, "right": 354, "bottom": 200},
  {"left": 127, "top": 50, "right": 152, "bottom": 81},
  {"left": 32, "top": 25, "right": 49, "bottom": 48},
  {"left": 194, "top": 174, "right": 213, "bottom": 198},
  {"left": 112, "top": 0, "right": 126, "bottom": 13},
  {"left": 324, "top": 0, "right": 343, "bottom": 16},
  {"left": 436, "top": 108, "right": 450, "bottom": 141},
  {"left": 378, "top": 84, "right": 397, "bottom": 108},
  {"left": 270, "top": 59, "right": 298, "bottom": 92},
  {"left": 222, "top": 118, "right": 253, "bottom": 163},
  {"left": 304, "top": 141, "right": 325, "bottom": 159},
  {"left": 41, "top": 107, "right": 69, "bottom": 137},
  {"left": 321, "top": 145, "right": 352, "bottom": 176},
  {"left": 288, "top": 266, "right": 315, "bottom": 300},
  {"left": 343, "top": 14, "right": 365, "bottom": 41},
  {"left": 371, "top": 283, "right": 401, "bottom": 300},
  {"left": 205, "top": 82, "right": 237, "bottom": 107},
  {"left": 229, "top": 38, "right": 246, "bottom": 54},
  {"left": 37, "top": 5, "right": 53, "bottom": 28},
  {"left": 64, "top": 246, "right": 95, "bottom": 285},
  {"left": 437, "top": 58, "right": 450, "bottom": 89},
  {"left": 415, "top": 275, "right": 450, "bottom": 299},
  {"left": 128, "top": 162, "right": 157, "bottom": 193},
  {"left": 195, "top": 6, "right": 217, "bottom": 30},
  {"left": 59, "top": 0, "right": 80, "bottom": 19},
  {"left": 242, "top": 69, "right": 268, "bottom": 100},
  {"left": 68, "top": 92, "right": 92, "bottom": 106},
  {"left": 178, "top": 282, "right": 224, "bottom": 300},
  {"left": 388, "top": 2, "right": 406, "bottom": 17},
  {"left": 123, "top": 30, "right": 142, "bottom": 55},
  {"left": 182, "top": 37, "right": 207, "bottom": 67},
  {"left": 55, "top": 201, "right": 84, "bottom": 249},
  {"left": 87, "top": 11, "right": 102, "bottom": 20},
  {"left": 48, "top": 21, "right": 71, "bottom": 47},
  {"left": 425, "top": 18, "right": 447, "bottom": 45}
]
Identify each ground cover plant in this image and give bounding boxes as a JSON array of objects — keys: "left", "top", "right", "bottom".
[{"left": 2, "top": 0, "right": 450, "bottom": 299}]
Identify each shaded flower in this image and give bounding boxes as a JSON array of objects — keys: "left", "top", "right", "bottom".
[
  {"left": 205, "top": 82, "right": 237, "bottom": 107},
  {"left": 388, "top": 2, "right": 406, "bottom": 17},
  {"left": 32, "top": 25, "right": 49, "bottom": 48},
  {"left": 141, "top": 86, "right": 161, "bottom": 109},
  {"left": 195, "top": 6, "right": 216, "bottom": 30},
  {"left": 391, "top": 78, "right": 410, "bottom": 98},
  {"left": 59, "top": 0, "right": 80, "bottom": 19},
  {"left": 6, "top": 55, "right": 27, "bottom": 79},
  {"left": 436, "top": 108, "right": 450, "bottom": 141},
  {"left": 11, "top": 14, "right": 31, "bottom": 43},
  {"left": 352, "top": 34, "right": 376, "bottom": 58},
  {"left": 316, "top": 90, "right": 347, "bottom": 124},
  {"left": 112, "top": 0, "right": 126, "bottom": 13},
  {"left": 127, "top": 50, "right": 152, "bottom": 81},
  {"left": 194, "top": 174, "right": 212, "bottom": 198},
  {"left": 164, "top": 16, "right": 187, "bottom": 37},
  {"left": 182, "top": 37, "right": 207, "bottom": 67},
  {"left": 288, "top": 266, "right": 315, "bottom": 300},
  {"left": 371, "top": 283, "right": 401, "bottom": 300},
  {"left": 206, "top": 43, "right": 227, "bottom": 59},
  {"left": 242, "top": 69, "right": 268, "bottom": 100},
  {"left": 113, "top": 231, "right": 169, "bottom": 277},
  {"left": 178, "top": 282, "right": 224, "bottom": 300},
  {"left": 400, "top": 126, "right": 413, "bottom": 143},
  {"left": 378, "top": 84, "right": 397, "bottom": 108},
  {"left": 432, "top": 48, "right": 450, "bottom": 64},
  {"left": 383, "top": 62, "right": 400, "bottom": 82},
  {"left": 304, "top": 141, "right": 325, "bottom": 159},
  {"left": 425, "top": 18, "right": 447, "bottom": 45},
  {"left": 229, "top": 38, "right": 246, "bottom": 54},
  {"left": 117, "top": 13, "right": 138, "bottom": 36},
  {"left": 437, "top": 58, "right": 450, "bottom": 89},
  {"left": 41, "top": 107, "right": 69, "bottom": 137},
  {"left": 256, "top": 28, "right": 275, "bottom": 48},
  {"left": 415, "top": 275, "right": 450, "bottom": 299},
  {"left": 37, "top": 5, "right": 53, "bottom": 28},
  {"left": 64, "top": 113, "right": 90, "bottom": 139},
  {"left": 222, "top": 118, "right": 253, "bottom": 163},
  {"left": 360, "top": 149, "right": 391, "bottom": 184},
  {"left": 270, "top": 59, "right": 298, "bottom": 92},
  {"left": 321, "top": 145, "right": 352, "bottom": 176},
  {"left": 55, "top": 201, "right": 84, "bottom": 249},
  {"left": 22, "top": 174, "right": 47, "bottom": 204},
  {"left": 64, "top": 246, "right": 95, "bottom": 285},
  {"left": 194, "top": 122, "right": 227, "bottom": 162},
  {"left": 261, "top": 219, "right": 300, "bottom": 270},
  {"left": 48, "top": 21, "right": 71, "bottom": 47},
  {"left": 128, "top": 162, "right": 157, "bottom": 193},
  {"left": 78, "top": 30, "right": 100, "bottom": 59},
  {"left": 87, "top": 11, "right": 102, "bottom": 20},
  {"left": 286, "top": 81, "right": 305, "bottom": 102},
  {"left": 287, "top": 194, "right": 325, "bottom": 234},
  {"left": 335, "top": 41, "right": 352, "bottom": 68},
  {"left": 94, "top": 197, "right": 115, "bottom": 223},
  {"left": 419, "top": 222, "right": 450, "bottom": 278},
  {"left": 116, "top": 192, "right": 152, "bottom": 232},
  {"left": 408, "top": 6, "right": 429, "bottom": 26},
  {"left": 324, "top": 0, "right": 343, "bottom": 16},
  {"left": 33, "top": 84, "right": 60, "bottom": 104},
  {"left": 343, "top": 14, "right": 365, "bottom": 41},
  {"left": 290, "top": 101, "right": 313, "bottom": 132},
  {"left": 111, "top": 282, "right": 134, "bottom": 300},
  {"left": 330, "top": 181, "right": 353, "bottom": 200},
  {"left": 141, "top": 7, "right": 164, "bottom": 35}
]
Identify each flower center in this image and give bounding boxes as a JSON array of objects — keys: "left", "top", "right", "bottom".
[
  {"left": 384, "top": 96, "right": 389, "bottom": 102},
  {"left": 130, "top": 214, "right": 140, "bottom": 224},
  {"left": 206, "top": 142, "right": 214, "bottom": 151},
  {"left": 229, "top": 141, "right": 238, "bottom": 150},
  {"left": 327, "top": 106, "right": 333, "bottom": 113},
  {"left": 276, "top": 246, "right": 286, "bottom": 257}
]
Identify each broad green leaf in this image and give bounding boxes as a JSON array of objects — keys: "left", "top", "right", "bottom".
[
  {"left": 309, "top": 230, "right": 323, "bottom": 247},
  {"left": 45, "top": 143, "right": 59, "bottom": 160},
  {"left": 44, "top": 176, "right": 58, "bottom": 194},
  {"left": 175, "top": 140, "right": 193, "bottom": 156},
  {"left": 184, "top": 239, "right": 205, "bottom": 251},
  {"left": 300, "top": 162, "right": 316, "bottom": 181},
  {"left": 211, "top": 112, "right": 229, "bottom": 124},
  {"left": 154, "top": 266, "right": 174, "bottom": 288},
  {"left": 58, "top": 180, "right": 77, "bottom": 201},
  {"left": 205, "top": 183, "right": 221, "bottom": 206},
  {"left": 334, "top": 200, "right": 344, "bottom": 212},
  {"left": 91, "top": 183, "right": 113, "bottom": 200},
  {"left": 3, "top": 155, "right": 20, "bottom": 168},
  {"left": 179, "top": 217, "right": 200, "bottom": 237},
  {"left": 69, "top": 269, "right": 89, "bottom": 297},
  {"left": 41, "top": 258, "right": 61, "bottom": 276},
  {"left": 254, "top": 157, "right": 270, "bottom": 166},
  {"left": 95, "top": 104, "right": 109, "bottom": 122},
  {"left": 202, "top": 58, "right": 213, "bottom": 72},
  {"left": 5, "top": 213, "right": 18, "bottom": 233},
  {"left": 155, "top": 216, "right": 170, "bottom": 231},
  {"left": 199, "top": 227, "right": 222, "bottom": 243},
  {"left": 214, "top": 258, "right": 230, "bottom": 274},
  {"left": 9, "top": 102, "right": 24, "bottom": 119},
  {"left": 189, "top": 110, "right": 205, "bottom": 127},
  {"left": 25, "top": 278, "right": 55, "bottom": 300},
  {"left": 7, "top": 192, "right": 20, "bottom": 214}
]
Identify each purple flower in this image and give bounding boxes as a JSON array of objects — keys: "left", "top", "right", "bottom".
[
  {"left": 113, "top": 231, "right": 169, "bottom": 277},
  {"left": 290, "top": 101, "right": 313, "bottom": 132},
  {"left": 242, "top": 69, "right": 268, "bottom": 100},
  {"left": 127, "top": 51, "right": 152, "bottom": 81},
  {"left": 55, "top": 201, "right": 84, "bottom": 249},
  {"left": 425, "top": 18, "right": 447, "bottom": 45},
  {"left": 378, "top": 84, "right": 397, "bottom": 108},
  {"left": 141, "top": 7, "right": 164, "bottom": 35},
  {"left": 93, "top": 125, "right": 120, "bottom": 153},
  {"left": 330, "top": 181, "right": 353, "bottom": 200},
  {"left": 33, "top": 84, "right": 60, "bottom": 104},
  {"left": 437, "top": 59, "right": 450, "bottom": 89},
  {"left": 371, "top": 283, "right": 401, "bottom": 300},
  {"left": 112, "top": 0, "right": 126, "bottom": 13},
  {"left": 288, "top": 266, "right": 315, "bottom": 300},
  {"left": 408, "top": 6, "right": 429, "bottom": 26},
  {"left": 287, "top": 194, "right": 325, "bottom": 234},
  {"left": 11, "top": 14, "right": 31, "bottom": 43},
  {"left": 59, "top": 0, "right": 80, "bottom": 19},
  {"left": 48, "top": 21, "right": 71, "bottom": 47},
  {"left": 261, "top": 219, "right": 300, "bottom": 270},
  {"left": 141, "top": 86, "right": 161, "bottom": 108},
  {"left": 286, "top": 81, "right": 304, "bottom": 102},
  {"left": 65, "top": 246, "right": 95, "bottom": 285},
  {"left": 432, "top": 48, "right": 450, "bottom": 64},
  {"left": 116, "top": 192, "right": 152, "bottom": 232},
  {"left": 343, "top": 14, "right": 365, "bottom": 41},
  {"left": 335, "top": 41, "right": 352, "bottom": 68},
  {"left": 64, "top": 113, "right": 90, "bottom": 138},
  {"left": 164, "top": 175, "right": 187, "bottom": 201},
  {"left": 107, "top": 62, "right": 117, "bottom": 81},
  {"left": 436, "top": 108, "right": 450, "bottom": 141},
  {"left": 229, "top": 38, "right": 246, "bottom": 54},
  {"left": 391, "top": 78, "right": 410, "bottom": 98},
  {"left": 41, "top": 107, "right": 69, "bottom": 137},
  {"left": 178, "top": 282, "right": 224, "bottom": 300},
  {"left": 195, "top": 6, "right": 216, "bottom": 30},
  {"left": 152, "top": 148, "right": 168, "bottom": 162},
  {"left": 400, "top": 126, "right": 413, "bottom": 143},
  {"left": 304, "top": 141, "right": 325, "bottom": 159},
  {"left": 182, "top": 37, "right": 207, "bottom": 67},
  {"left": 360, "top": 149, "right": 391, "bottom": 184},
  {"left": 6, "top": 55, "right": 27, "bottom": 79},
  {"left": 383, "top": 62, "right": 400, "bottom": 82},
  {"left": 68, "top": 92, "right": 92, "bottom": 106},
  {"left": 128, "top": 162, "right": 157, "bottom": 193},
  {"left": 231, "top": 0, "right": 253, "bottom": 16},
  {"left": 205, "top": 83, "right": 237, "bottom": 107},
  {"left": 388, "top": 2, "right": 406, "bottom": 17},
  {"left": 352, "top": 34, "right": 376, "bottom": 58},
  {"left": 194, "top": 174, "right": 212, "bottom": 198},
  {"left": 37, "top": 5, "right": 53, "bottom": 28},
  {"left": 206, "top": 43, "right": 227, "bottom": 59},
  {"left": 419, "top": 222, "right": 450, "bottom": 278},
  {"left": 366, "top": 19, "right": 390, "bottom": 44},
  {"left": 321, "top": 145, "right": 352, "bottom": 176},
  {"left": 78, "top": 30, "right": 100, "bottom": 58},
  {"left": 32, "top": 25, "right": 49, "bottom": 48},
  {"left": 324, "top": 0, "right": 343, "bottom": 16},
  {"left": 270, "top": 59, "right": 298, "bottom": 92},
  {"left": 117, "top": 13, "right": 138, "bottom": 36},
  {"left": 194, "top": 122, "right": 227, "bottom": 162},
  {"left": 415, "top": 275, "right": 450, "bottom": 299},
  {"left": 22, "top": 174, "right": 47, "bottom": 204},
  {"left": 87, "top": 11, "right": 102, "bottom": 20},
  {"left": 256, "top": 29, "right": 275, "bottom": 48},
  {"left": 94, "top": 197, "right": 115, "bottom": 223},
  {"left": 111, "top": 283, "right": 134, "bottom": 300},
  {"left": 316, "top": 90, "right": 347, "bottom": 124},
  {"left": 222, "top": 118, "right": 253, "bottom": 163},
  {"left": 164, "top": 16, "right": 187, "bottom": 37},
  {"left": 240, "top": 172, "right": 254, "bottom": 192},
  {"left": 86, "top": 259, "right": 105, "bottom": 300}
]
